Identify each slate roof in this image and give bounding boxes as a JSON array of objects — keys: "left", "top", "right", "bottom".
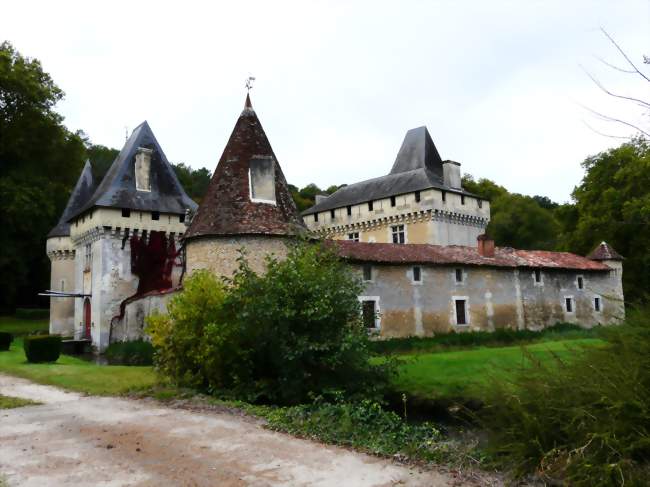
[
  {"left": 47, "top": 160, "right": 98, "bottom": 238},
  {"left": 184, "top": 95, "right": 307, "bottom": 239},
  {"left": 587, "top": 242, "right": 624, "bottom": 261},
  {"left": 302, "top": 126, "right": 475, "bottom": 215},
  {"left": 333, "top": 241, "right": 612, "bottom": 271},
  {"left": 68, "top": 121, "right": 197, "bottom": 221}
]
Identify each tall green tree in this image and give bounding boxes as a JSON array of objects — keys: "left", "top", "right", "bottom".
[
  {"left": 172, "top": 163, "right": 211, "bottom": 204},
  {"left": 0, "top": 42, "right": 86, "bottom": 311}
]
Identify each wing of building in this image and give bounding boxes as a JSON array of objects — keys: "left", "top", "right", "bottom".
[{"left": 302, "top": 126, "right": 490, "bottom": 246}]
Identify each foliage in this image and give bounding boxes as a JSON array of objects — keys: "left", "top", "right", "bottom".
[
  {"left": 0, "top": 332, "right": 12, "bottom": 351},
  {"left": 560, "top": 138, "right": 650, "bottom": 304},
  {"left": 480, "top": 308, "right": 650, "bottom": 486},
  {"left": 0, "top": 394, "right": 38, "bottom": 409},
  {"left": 85, "top": 143, "right": 118, "bottom": 181},
  {"left": 0, "top": 337, "right": 155, "bottom": 395},
  {"left": 23, "top": 334, "right": 61, "bottom": 363},
  {"left": 288, "top": 183, "right": 343, "bottom": 212},
  {"left": 105, "top": 340, "right": 154, "bottom": 365},
  {"left": 371, "top": 322, "right": 598, "bottom": 355},
  {"left": 266, "top": 396, "right": 445, "bottom": 460},
  {"left": 172, "top": 162, "right": 211, "bottom": 203},
  {"left": 147, "top": 242, "right": 394, "bottom": 405},
  {"left": 14, "top": 308, "right": 49, "bottom": 320},
  {"left": 0, "top": 317, "right": 48, "bottom": 336}
]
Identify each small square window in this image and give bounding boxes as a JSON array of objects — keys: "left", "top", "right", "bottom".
[
  {"left": 414, "top": 191, "right": 421, "bottom": 203},
  {"left": 455, "top": 268, "right": 463, "bottom": 283},
  {"left": 534, "top": 269, "right": 542, "bottom": 283},
  {"left": 391, "top": 224, "right": 405, "bottom": 244},
  {"left": 478, "top": 199, "right": 483, "bottom": 209},
  {"left": 121, "top": 208, "right": 131, "bottom": 218},
  {"left": 314, "top": 213, "right": 319, "bottom": 222},
  {"left": 368, "top": 201, "right": 374, "bottom": 211},
  {"left": 348, "top": 232, "right": 360, "bottom": 242},
  {"left": 330, "top": 209, "right": 335, "bottom": 219},
  {"left": 565, "top": 297, "right": 573, "bottom": 313},
  {"left": 347, "top": 205, "right": 352, "bottom": 216},
  {"left": 441, "top": 191, "right": 446, "bottom": 203},
  {"left": 151, "top": 211, "right": 160, "bottom": 221},
  {"left": 390, "top": 196, "right": 396, "bottom": 207},
  {"left": 413, "top": 266, "right": 421, "bottom": 282},
  {"left": 594, "top": 297, "right": 601, "bottom": 312},
  {"left": 363, "top": 264, "right": 372, "bottom": 282},
  {"left": 577, "top": 276, "right": 584, "bottom": 290},
  {"left": 179, "top": 213, "right": 185, "bottom": 223},
  {"left": 461, "top": 195, "right": 465, "bottom": 205}
]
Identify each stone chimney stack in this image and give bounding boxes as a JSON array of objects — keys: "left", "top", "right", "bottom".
[
  {"left": 477, "top": 234, "right": 495, "bottom": 257},
  {"left": 315, "top": 194, "right": 329, "bottom": 204},
  {"left": 442, "top": 160, "right": 462, "bottom": 189}
]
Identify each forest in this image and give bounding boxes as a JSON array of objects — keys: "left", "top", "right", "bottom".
[{"left": 1, "top": 40, "right": 648, "bottom": 312}]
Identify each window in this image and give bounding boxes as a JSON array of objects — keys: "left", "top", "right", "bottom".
[
  {"left": 179, "top": 213, "right": 185, "bottom": 223},
  {"left": 413, "top": 266, "right": 421, "bottom": 282},
  {"left": 594, "top": 296, "right": 601, "bottom": 312},
  {"left": 348, "top": 232, "right": 360, "bottom": 242},
  {"left": 414, "top": 191, "right": 421, "bottom": 203},
  {"left": 151, "top": 211, "right": 160, "bottom": 221},
  {"left": 455, "top": 268, "right": 463, "bottom": 283},
  {"left": 455, "top": 299, "right": 468, "bottom": 325},
  {"left": 565, "top": 297, "right": 574, "bottom": 313},
  {"left": 441, "top": 191, "right": 446, "bottom": 203},
  {"left": 478, "top": 199, "right": 483, "bottom": 209},
  {"left": 577, "top": 276, "right": 584, "bottom": 290},
  {"left": 122, "top": 208, "right": 131, "bottom": 218},
  {"left": 368, "top": 201, "right": 374, "bottom": 211},
  {"left": 391, "top": 224, "right": 405, "bottom": 244},
  {"left": 330, "top": 209, "right": 336, "bottom": 220},
  {"left": 314, "top": 213, "right": 318, "bottom": 222},
  {"left": 362, "top": 264, "right": 372, "bottom": 281},
  {"left": 390, "top": 196, "right": 396, "bottom": 207},
  {"left": 347, "top": 205, "right": 352, "bottom": 216},
  {"left": 249, "top": 156, "right": 276, "bottom": 203},
  {"left": 534, "top": 269, "right": 542, "bottom": 283},
  {"left": 461, "top": 195, "right": 465, "bottom": 205},
  {"left": 361, "top": 300, "right": 378, "bottom": 329}
]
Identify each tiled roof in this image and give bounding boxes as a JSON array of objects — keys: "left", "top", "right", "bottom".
[
  {"left": 185, "top": 95, "right": 307, "bottom": 239},
  {"left": 587, "top": 242, "right": 624, "bottom": 261},
  {"left": 332, "top": 241, "right": 611, "bottom": 271}
]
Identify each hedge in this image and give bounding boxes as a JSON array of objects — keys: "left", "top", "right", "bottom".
[
  {"left": 0, "top": 332, "right": 12, "bottom": 351},
  {"left": 105, "top": 340, "right": 154, "bottom": 365},
  {"left": 23, "top": 335, "right": 62, "bottom": 363}
]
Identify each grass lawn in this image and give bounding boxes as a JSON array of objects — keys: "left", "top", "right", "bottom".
[
  {"left": 0, "top": 394, "right": 39, "bottom": 409},
  {"left": 0, "top": 317, "right": 49, "bottom": 336},
  {"left": 0, "top": 337, "right": 157, "bottom": 395},
  {"left": 392, "top": 338, "right": 605, "bottom": 401}
]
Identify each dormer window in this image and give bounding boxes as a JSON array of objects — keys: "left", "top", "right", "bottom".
[
  {"left": 249, "top": 156, "right": 276, "bottom": 204},
  {"left": 135, "top": 147, "right": 153, "bottom": 192}
]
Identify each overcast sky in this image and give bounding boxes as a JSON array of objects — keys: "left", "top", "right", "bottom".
[{"left": 3, "top": 1, "right": 649, "bottom": 202}]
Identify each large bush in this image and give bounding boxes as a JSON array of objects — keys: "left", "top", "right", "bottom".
[
  {"left": 147, "top": 242, "right": 394, "bottom": 404},
  {"left": 23, "top": 335, "right": 61, "bottom": 363},
  {"left": 480, "top": 308, "right": 650, "bottom": 486}
]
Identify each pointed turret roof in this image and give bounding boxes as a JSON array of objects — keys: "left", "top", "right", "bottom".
[
  {"left": 390, "top": 126, "right": 444, "bottom": 179},
  {"left": 68, "top": 121, "right": 197, "bottom": 220},
  {"left": 48, "top": 160, "right": 98, "bottom": 238},
  {"left": 185, "top": 95, "right": 306, "bottom": 239},
  {"left": 587, "top": 241, "right": 624, "bottom": 261}
]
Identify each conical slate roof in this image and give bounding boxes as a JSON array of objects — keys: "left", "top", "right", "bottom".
[
  {"left": 48, "top": 160, "right": 98, "bottom": 238},
  {"left": 68, "top": 121, "right": 197, "bottom": 220},
  {"left": 587, "top": 241, "right": 624, "bottom": 261},
  {"left": 185, "top": 95, "right": 306, "bottom": 239},
  {"left": 389, "top": 126, "right": 444, "bottom": 180}
]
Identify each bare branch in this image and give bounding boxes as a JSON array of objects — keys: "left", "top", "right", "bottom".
[
  {"left": 580, "top": 65, "right": 650, "bottom": 109},
  {"left": 581, "top": 120, "right": 634, "bottom": 140},
  {"left": 601, "top": 27, "right": 650, "bottom": 83},
  {"left": 594, "top": 55, "right": 636, "bottom": 74},
  {"left": 579, "top": 103, "right": 650, "bottom": 138}
]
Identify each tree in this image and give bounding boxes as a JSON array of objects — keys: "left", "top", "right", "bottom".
[
  {"left": 172, "top": 163, "right": 211, "bottom": 204},
  {"left": 0, "top": 42, "right": 86, "bottom": 312}
]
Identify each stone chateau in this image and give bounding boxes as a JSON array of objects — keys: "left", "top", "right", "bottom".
[{"left": 46, "top": 94, "right": 625, "bottom": 350}]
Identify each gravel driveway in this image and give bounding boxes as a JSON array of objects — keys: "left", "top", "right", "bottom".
[{"left": 0, "top": 374, "right": 479, "bottom": 487}]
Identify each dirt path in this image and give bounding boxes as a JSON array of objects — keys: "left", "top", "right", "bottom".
[{"left": 0, "top": 375, "right": 480, "bottom": 487}]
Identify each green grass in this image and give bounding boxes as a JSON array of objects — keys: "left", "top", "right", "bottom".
[
  {"left": 392, "top": 338, "right": 605, "bottom": 401},
  {"left": 0, "top": 394, "right": 39, "bottom": 409},
  {"left": 0, "top": 337, "right": 157, "bottom": 395},
  {"left": 0, "top": 316, "right": 48, "bottom": 336}
]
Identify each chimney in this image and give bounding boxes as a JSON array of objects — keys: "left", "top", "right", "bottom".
[
  {"left": 442, "top": 160, "right": 462, "bottom": 189},
  {"left": 315, "top": 194, "right": 329, "bottom": 204},
  {"left": 477, "top": 234, "right": 495, "bottom": 257},
  {"left": 135, "top": 147, "right": 153, "bottom": 192}
]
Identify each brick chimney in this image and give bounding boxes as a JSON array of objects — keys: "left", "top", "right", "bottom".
[{"left": 477, "top": 234, "right": 495, "bottom": 257}]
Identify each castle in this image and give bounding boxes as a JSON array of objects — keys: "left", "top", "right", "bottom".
[{"left": 46, "top": 95, "right": 625, "bottom": 351}]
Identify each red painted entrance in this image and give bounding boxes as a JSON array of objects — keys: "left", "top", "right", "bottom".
[{"left": 83, "top": 298, "right": 91, "bottom": 339}]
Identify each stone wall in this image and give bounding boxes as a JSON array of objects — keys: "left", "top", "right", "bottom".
[
  {"left": 111, "top": 290, "right": 176, "bottom": 343},
  {"left": 356, "top": 262, "right": 624, "bottom": 338},
  {"left": 186, "top": 235, "right": 290, "bottom": 278},
  {"left": 46, "top": 236, "right": 76, "bottom": 336}
]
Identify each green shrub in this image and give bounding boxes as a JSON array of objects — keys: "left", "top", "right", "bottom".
[
  {"left": 147, "top": 241, "right": 395, "bottom": 405},
  {"left": 105, "top": 340, "right": 154, "bottom": 365},
  {"left": 480, "top": 308, "right": 650, "bottom": 486},
  {"left": 23, "top": 335, "right": 61, "bottom": 363},
  {"left": 371, "top": 322, "right": 597, "bottom": 355},
  {"left": 14, "top": 308, "right": 49, "bottom": 320},
  {"left": 0, "top": 332, "right": 12, "bottom": 351}
]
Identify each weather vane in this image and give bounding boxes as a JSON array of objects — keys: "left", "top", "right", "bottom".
[{"left": 245, "top": 76, "right": 256, "bottom": 92}]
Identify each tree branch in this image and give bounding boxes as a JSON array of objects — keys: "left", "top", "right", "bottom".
[
  {"left": 601, "top": 27, "right": 650, "bottom": 83},
  {"left": 581, "top": 120, "right": 635, "bottom": 140},
  {"left": 581, "top": 65, "right": 650, "bottom": 109},
  {"left": 579, "top": 103, "right": 650, "bottom": 138}
]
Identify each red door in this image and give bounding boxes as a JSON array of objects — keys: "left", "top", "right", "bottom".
[{"left": 83, "top": 299, "right": 91, "bottom": 339}]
